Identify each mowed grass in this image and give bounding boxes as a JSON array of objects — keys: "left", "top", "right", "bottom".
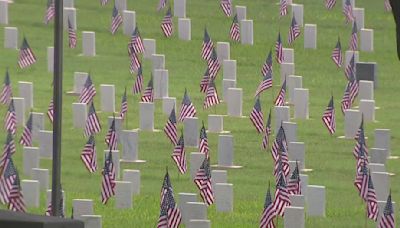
[{"left": 0, "top": 0, "right": 399, "bottom": 227}]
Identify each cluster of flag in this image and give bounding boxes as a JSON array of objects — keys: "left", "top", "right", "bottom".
[{"left": 128, "top": 27, "right": 145, "bottom": 74}]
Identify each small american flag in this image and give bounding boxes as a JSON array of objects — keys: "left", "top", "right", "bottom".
[
  {"left": 201, "top": 28, "right": 214, "bottom": 61},
  {"left": 47, "top": 99, "right": 54, "bottom": 124},
  {"left": 229, "top": 14, "right": 240, "bottom": 42},
  {"left": 194, "top": 157, "right": 214, "bottom": 206},
  {"left": 105, "top": 117, "right": 118, "bottom": 150},
  {"left": 287, "top": 162, "right": 301, "bottom": 195},
  {"left": 81, "top": 135, "right": 97, "bottom": 173},
  {"left": 111, "top": 5, "right": 123, "bottom": 35},
  {"left": 4, "top": 99, "right": 17, "bottom": 135},
  {"left": 45, "top": 187, "right": 65, "bottom": 217},
  {"left": 271, "top": 126, "right": 287, "bottom": 163},
  {"left": 341, "top": 83, "right": 351, "bottom": 114},
  {"left": 220, "top": 0, "right": 232, "bottom": 17},
  {"left": 164, "top": 107, "right": 178, "bottom": 145},
  {"left": 0, "top": 69, "right": 12, "bottom": 105},
  {"left": 262, "top": 109, "right": 272, "bottom": 150},
  {"left": 200, "top": 68, "right": 210, "bottom": 93},
  {"left": 100, "top": 0, "right": 109, "bottom": 6},
  {"left": 119, "top": 88, "right": 128, "bottom": 120},
  {"left": 84, "top": 103, "right": 101, "bottom": 137},
  {"left": 0, "top": 132, "right": 16, "bottom": 179},
  {"left": 366, "top": 173, "right": 379, "bottom": 221},
  {"left": 157, "top": 182, "right": 182, "bottom": 228},
  {"left": 157, "top": 0, "right": 167, "bottom": 11},
  {"left": 132, "top": 66, "right": 144, "bottom": 94},
  {"left": 349, "top": 22, "right": 358, "bottom": 51},
  {"left": 288, "top": 16, "right": 300, "bottom": 45},
  {"left": 199, "top": 122, "right": 209, "bottom": 157},
  {"left": 274, "top": 79, "right": 286, "bottom": 106},
  {"left": 255, "top": 71, "right": 273, "bottom": 97},
  {"left": 353, "top": 119, "right": 369, "bottom": 160},
  {"left": 128, "top": 27, "right": 145, "bottom": 55},
  {"left": 331, "top": 37, "right": 343, "bottom": 68},
  {"left": 178, "top": 89, "right": 196, "bottom": 122},
  {"left": 322, "top": 96, "right": 336, "bottom": 135},
  {"left": 250, "top": 97, "right": 264, "bottom": 133},
  {"left": 68, "top": 19, "right": 77, "bottom": 49},
  {"left": 18, "top": 37, "right": 37, "bottom": 69},
  {"left": 160, "top": 170, "right": 172, "bottom": 204},
  {"left": 343, "top": 0, "right": 354, "bottom": 24},
  {"left": 44, "top": 0, "right": 55, "bottom": 24},
  {"left": 161, "top": 7, "right": 173, "bottom": 37},
  {"left": 354, "top": 162, "right": 368, "bottom": 200},
  {"left": 275, "top": 32, "right": 284, "bottom": 64},
  {"left": 101, "top": 151, "right": 116, "bottom": 204},
  {"left": 379, "top": 193, "right": 395, "bottom": 228},
  {"left": 273, "top": 150, "right": 290, "bottom": 181},
  {"left": 171, "top": 134, "right": 187, "bottom": 174},
  {"left": 348, "top": 72, "right": 359, "bottom": 105},
  {"left": 260, "top": 183, "right": 276, "bottom": 228},
  {"left": 129, "top": 53, "right": 142, "bottom": 74},
  {"left": 261, "top": 50, "right": 273, "bottom": 77},
  {"left": 79, "top": 75, "right": 96, "bottom": 104},
  {"left": 325, "top": 0, "right": 336, "bottom": 10},
  {"left": 141, "top": 77, "right": 154, "bottom": 103},
  {"left": 384, "top": 0, "right": 392, "bottom": 12},
  {"left": 19, "top": 113, "right": 33, "bottom": 147},
  {"left": 203, "top": 80, "right": 220, "bottom": 109},
  {"left": 280, "top": 0, "right": 288, "bottom": 16},
  {"left": 207, "top": 48, "right": 221, "bottom": 79},
  {"left": 273, "top": 173, "right": 290, "bottom": 216}
]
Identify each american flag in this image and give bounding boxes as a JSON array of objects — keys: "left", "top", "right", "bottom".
[
  {"left": 325, "top": 0, "right": 336, "bottom": 10},
  {"left": 273, "top": 173, "right": 290, "bottom": 216},
  {"left": 199, "top": 122, "right": 209, "bottom": 157},
  {"left": 379, "top": 193, "right": 395, "bottom": 228},
  {"left": 47, "top": 99, "right": 54, "bottom": 124},
  {"left": 45, "top": 187, "right": 65, "bottom": 217},
  {"left": 207, "top": 48, "right": 221, "bottom": 79},
  {"left": 18, "top": 37, "right": 37, "bottom": 69},
  {"left": 200, "top": 68, "right": 210, "bottom": 93},
  {"left": 79, "top": 75, "right": 96, "bottom": 104},
  {"left": 132, "top": 66, "right": 144, "bottom": 94},
  {"left": 353, "top": 119, "right": 369, "bottom": 159},
  {"left": 164, "top": 107, "right": 178, "bottom": 145},
  {"left": 171, "top": 134, "right": 187, "bottom": 174},
  {"left": 366, "top": 173, "right": 379, "bottom": 221},
  {"left": 141, "top": 77, "right": 154, "bottom": 103},
  {"left": 4, "top": 99, "right": 17, "bottom": 135},
  {"left": 161, "top": 7, "right": 173, "bottom": 37},
  {"left": 0, "top": 156, "right": 26, "bottom": 212},
  {"left": 229, "top": 14, "right": 240, "bottom": 42},
  {"left": 84, "top": 103, "right": 101, "bottom": 137},
  {"left": 160, "top": 170, "right": 172, "bottom": 204},
  {"left": 119, "top": 88, "right": 128, "bottom": 120},
  {"left": 288, "top": 16, "right": 301, "bottom": 45},
  {"left": 44, "top": 0, "right": 55, "bottom": 24},
  {"left": 68, "top": 18, "right": 77, "bottom": 49},
  {"left": 261, "top": 50, "right": 273, "bottom": 77},
  {"left": 19, "top": 113, "right": 33, "bottom": 147},
  {"left": 262, "top": 109, "right": 272, "bottom": 150},
  {"left": 275, "top": 32, "right": 284, "bottom": 64},
  {"left": 105, "top": 117, "right": 118, "bottom": 150},
  {"left": 110, "top": 5, "right": 123, "bottom": 35},
  {"left": 341, "top": 83, "right": 351, "bottom": 114},
  {"left": 354, "top": 162, "right": 368, "bottom": 200},
  {"left": 274, "top": 79, "right": 286, "bottom": 106},
  {"left": 157, "top": 182, "right": 182, "bottom": 228},
  {"left": 129, "top": 53, "right": 142, "bottom": 74},
  {"left": 101, "top": 151, "right": 116, "bottom": 204},
  {"left": 273, "top": 150, "right": 290, "bottom": 181},
  {"left": 348, "top": 72, "right": 359, "bottom": 105},
  {"left": 201, "top": 28, "right": 214, "bottom": 61},
  {"left": 100, "top": 0, "right": 109, "bottom": 6},
  {"left": 280, "top": 0, "right": 288, "bottom": 16},
  {"left": 322, "top": 96, "right": 336, "bottom": 135},
  {"left": 250, "top": 97, "right": 264, "bottom": 133},
  {"left": 128, "top": 27, "right": 145, "bottom": 55},
  {"left": 194, "top": 157, "right": 214, "bottom": 206},
  {"left": 220, "top": 0, "right": 232, "bottom": 17},
  {"left": 255, "top": 71, "right": 273, "bottom": 97},
  {"left": 384, "top": 0, "right": 392, "bottom": 12},
  {"left": 343, "top": 0, "right": 354, "bottom": 24},
  {"left": 203, "top": 80, "right": 220, "bottom": 109},
  {"left": 349, "top": 22, "right": 358, "bottom": 51},
  {"left": 81, "top": 135, "right": 97, "bottom": 173},
  {"left": 354, "top": 131, "right": 369, "bottom": 175},
  {"left": 271, "top": 126, "right": 288, "bottom": 163},
  {"left": 331, "top": 37, "right": 343, "bottom": 68},
  {"left": 0, "top": 69, "right": 12, "bottom": 105},
  {"left": 178, "top": 89, "right": 196, "bottom": 122},
  {"left": 0, "top": 132, "right": 16, "bottom": 179},
  {"left": 157, "top": 0, "right": 167, "bottom": 11},
  {"left": 287, "top": 162, "right": 301, "bottom": 195},
  {"left": 260, "top": 183, "right": 276, "bottom": 228}
]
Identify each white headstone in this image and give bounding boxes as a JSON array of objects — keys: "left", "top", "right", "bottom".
[
  {"left": 38, "top": 130, "right": 53, "bottom": 159},
  {"left": 291, "top": 4, "right": 304, "bottom": 26},
  {"left": 4, "top": 27, "right": 17, "bottom": 49},
  {"left": 353, "top": 8, "right": 364, "bottom": 30},
  {"left": 360, "top": 29, "right": 373, "bottom": 52},
  {"left": 345, "top": 51, "right": 359, "bottom": 69},
  {"left": 211, "top": 170, "right": 227, "bottom": 190},
  {"left": 184, "top": 117, "right": 199, "bottom": 147},
  {"left": 81, "top": 215, "right": 102, "bottom": 228},
  {"left": 227, "top": 88, "right": 243, "bottom": 117},
  {"left": 139, "top": 102, "right": 154, "bottom": 131},
  {"left": 100, "top": 84, "right": 115, "bottom": 112},
  {"left": 178, "top": 18, "right": 191, "bottom": 41},
  {"left": 284, "top": 206, "right": 305, "bottom": 228},
  {"left": 218, "top": 135, "right": 234, "bottom": 167},
  {"left": 190, "top": 152, "right": 206, "bottom": 180},
  {"left": 344, "top": 109, "right": 362, "bottom": 139},
  {"left": 143, "top": 39, "right": 156, "bottom": 59},
  {"left": 371, "top": 172, "right": 390, "bottom": 201},
  {"left": 300, "top": 174, "right": 308, "bottom": 199},
  {"left": 63, "top": 7, "right": 76, "bottom": 30},
  {"left": 359, "top": 99, "right": 375, "bottom": 122},
  {"left": 120, "top": 130, "right": 140, "bottom": 162},
  {"left": 223, "top": 60, "right": 236, "bottom": 81},
  {"left": 374, "top": 129, "right": 391, "bottom": 157},
  {"left": 282, "top": 122, "right": 297, "bottom": 143},
  {"left": 31, "top": 168, "right": 49, "bottom": 191},
  {"left": 123, "top": 10, "right": 136, "bottom": 36},
  {"left": 222, "top": 79, "right": 236, "bottom": 101},
  {"left": 18, "top": 81, "right": 33, "bottom": 109},
  {"left": 368, "top": 163, "right": 386, "bottom": 173},
  {"left": 72, "top": 103, "right": 87, "bottom": 128},
  {"left": 240, "top": 20, "right": 254, "bottom": 45},
  {"left": 208, "top": 115, "right": 224, "bottom": 133},
  {"left": 122, "top": 169, "right": 140, "bottom": 195},
  {"left": 73, "top": 199, "right": 94, "bottom": 219},
  {"left": 108, "top": 116, "right": 123, "bottom": 143},
  {"left": 31, "top": 112, "right": 44, "bottom": 141},
  {"left": 307, "top": 185, "right": 325, "bottom": 217},
  {"left": 358, "top": 80, "right": 374, "bottom": 101},
  {"left": 274, "top": 106, "right": 290, "bottom": 133},
  {"left": 64, "top": 0, "right": 74, "bottom": 8},
  {"left": 288, "top": 142, "right": 305, "bottom": 170},
  {"left": 179, "top": 193, "right": 198, "bottom": 225},
  {"left": 21, "top": 180, "right": 40, "bottom": 208},
  {"left": 283, "top": 48, "right": 294, "bottom": 63},
  {"left": 115, "top": 0, "right": 127, "bottom": 12},
  {"left": 293, "top": 88, "right": 309, "bottom": 119},
  {"left": 152, "top": 54, "right": 165, "bottom": 71},
  {"left": 0, "top": 0, "right": 8, "bottom": 25},
  {"left": 153, "top": 69, "right": 169, "bottom": 99},
  {"left": 289, "top": 195, "right": 305, "bottom": 207},
  {"left": 12, "top": 97, "right": 25, "bottom": 126},
  {"left": 71, "top": 72, "right": 89, "bottom": 95},
  {"left": 115, "top": 181, "right": 133, "bottom": 209},
  {"left": 235, "top": 6, "right": 246, "bottom": 21},
  {"left": 370, "top": 148, "right": 388, "bottom": 165},
  {"left": 82, "top": 31, "right": 96, "bottom": 56},
  {"left": 215, "top": 183, "right": 233, "bottom": 212},
  {"left": 23, "top": 147, "right": 40, "bottom": 177},
  {"left": 174, "top": 0, "right": 186, "bottom": 18},
  {"left": 186, "top": 202, "right": 207, "bottom": 221},
  {"left": 288, "top": 75, "right": 302, "bottom": 103},
  {"left": 217, "top": 42, "right": 230, "bottom": 62},
  {"left": 188, "top": 220, "right": 211, "bottom": 228},
  {"left": 104, "top": 150, "right": 120, "bottom": 179},
  {"left": 304, "top": 24, "right": 317, "bottom": 49},
  {"left": 281, "top": 63, "right": 295, "bottom": 84},
  {"left": 162, "top": 97, "right": 176, "bottom": 115}
]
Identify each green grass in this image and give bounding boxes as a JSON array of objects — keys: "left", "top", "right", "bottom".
[{"left": 0, "top": 0, "right": 399, "bottom": 227}]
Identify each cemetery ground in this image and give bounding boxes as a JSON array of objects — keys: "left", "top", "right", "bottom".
[{"left": 0, "top": 0, "right": 399, "bottom": 227}]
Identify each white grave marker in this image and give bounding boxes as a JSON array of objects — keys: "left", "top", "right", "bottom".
[
  {"left": 82, "top": 31, "right": 96, "bottom": 56},
  {"left": 178, "top": 18, "right": 191, "bottom": 41},
  {"left": 304, "top": 24, "right": 317, "bottom": 49},
  {"left": 4, "top": 27, "right": 17, "bottom": 49}
]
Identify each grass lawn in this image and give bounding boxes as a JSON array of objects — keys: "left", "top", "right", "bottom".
[{"left": 0, "top": 0, "right": 399, "bottom": 227}]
